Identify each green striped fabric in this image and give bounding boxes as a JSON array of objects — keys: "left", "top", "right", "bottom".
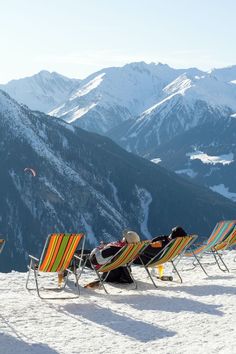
[
  {"left": 228, "top": 228, "right": 236, "bottom": 248},
  {"left": 214, "top": 227, "right": 236, "bottom": 251},
  {"left": 39, "top": 233, "right": 84, "bottom": 272},
  {"left": 186, "top": 220, "right": 236, "bottom": 256},
  {"left": 98, "top": 241, "right": 149, "bottom": 273},
  {"left": 147, "top": 236, "right": 194, "bottom": 267}
]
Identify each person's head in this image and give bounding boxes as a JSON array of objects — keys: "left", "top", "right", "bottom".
[
  {"left": 169, "top": 226, "right": 187, "bottom": 239},
  {"left": 122, "top": 230, "right": 140, "bottom": 243}
]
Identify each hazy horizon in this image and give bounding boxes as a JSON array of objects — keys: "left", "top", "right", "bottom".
[
  {"left": 1, "top": 0, "right": 236, "bottom": 83},
  {"left": 2, "top": 60, "right": 236, "bottom": 85}
]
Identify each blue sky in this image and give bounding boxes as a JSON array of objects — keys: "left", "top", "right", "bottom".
[{"left": 1, "top": 0, "right": 235, "bottom": 83}]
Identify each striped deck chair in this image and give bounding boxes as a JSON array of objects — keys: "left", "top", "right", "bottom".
[
  {"left": 137, "top": 235, "right": 197, "bottom": 288},
  {"left": 210, "top": 227, "right": 236, "bottom": 272},
  {"left": 185, "top": 220, "right": 236, "bottom": 275},
  {"left": 0, "top": 239, "right": 5, "bottom": 254},
  {"left": 26, "top": 233, "right": 85, "bottom": 299},
  {"left": 227, "top": 227, "right": 236, "bottom": 248},
  {"left": 90, "top": 241, "right": 149, "bottom": 293},
  {"left": 213, "top": 227, "right": 236, "bottom": 251}
]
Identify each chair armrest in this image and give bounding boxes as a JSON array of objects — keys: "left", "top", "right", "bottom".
[
  {"left": 29, "top": 255, "right": 39, "bottom": 262},
  {"left": 73, "top": 254, "right": 81, "bottom": 260}
]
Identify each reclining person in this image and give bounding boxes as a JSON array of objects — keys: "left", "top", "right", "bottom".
[
  {"left": 133, "top": 226, "right": 187, "bottom": 267},
  {"left": 85, "top": 230, "right": 141, "bottom": 287}
]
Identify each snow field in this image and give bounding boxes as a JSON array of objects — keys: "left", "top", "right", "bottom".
[{"left": 0, "top": 251, "right": 236, "bottom": 354}]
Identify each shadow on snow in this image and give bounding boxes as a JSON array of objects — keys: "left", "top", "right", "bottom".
[
  {"left": 0, "top": 333, "right": 58, "bottom": 354},
  {"left": 62, "top": 303, "right": 176, "bottom": 343}
]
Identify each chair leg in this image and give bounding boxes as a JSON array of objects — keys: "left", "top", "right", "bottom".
[
  {"left": 91, "top": 265, "right": 109, "bottom": 294},
  {"left": 143, "top": 265, "right": 158, "bottom": 288},
  {"left": 126, "top": 265, "right": 138, "bottom": 290},
  {"left": 73, "top": 271, "right": 80, "bottom": 296},
  {"left": 25, "top": 260, "right": 33, "bottom": 290},
  {"left": 212, "top": 251, "right": 229, "bottom": 272},
  {"left": 33, "top": 267, "right": 42, "bottom": 298},
  {"left": 71, "top": 261, "right": 80, "bottom": 295},
  {"left": 138, "top": 257, "right": 158, "bottom": 288},
  {"left": 192, "top": 253, "right": 209, "bottom": 276},
  {"left": 171, "top": 261, "right": 183, "bottom": 283},
  {"left": 27, "top": 266, "right": 80, "bottom": 299},
  {"left": 76, "top": 255, "right": 89, "bottom": 281},
  {"left": 26, "top": 259, "right": 39, "bottom": 291}
]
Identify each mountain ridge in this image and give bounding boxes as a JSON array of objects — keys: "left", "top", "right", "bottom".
[{"left": 0, "top": 70, "right": 80, "bottom": 113}]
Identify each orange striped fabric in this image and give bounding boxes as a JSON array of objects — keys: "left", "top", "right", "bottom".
[
  {"left": 185, "top": 220, "right": 236, "bottom": 256},
  {"left": 228, "top": 228, "right": 236, "bottom": 247},
  {"left": 0, "top": 239, "right": 5, "bottom": 254},
  {"left": 98, "top": 241, "right": 149, "bottom": 273},
  {"left": 148, "top": 236, "right": 194, "bottom": 267},
  {"left": 39, "top": 233, "right": 84, "bottom": 272},
  {"left": 214, "top": 227, "right": 236, "bottom": 251}
]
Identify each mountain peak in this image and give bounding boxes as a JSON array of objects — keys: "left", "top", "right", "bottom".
[
  {"left": 0, "top": 71, "right": 80, "bottom": 113},
  {"left": 210, "top": 65, "right": 236, "bottom": 83}
]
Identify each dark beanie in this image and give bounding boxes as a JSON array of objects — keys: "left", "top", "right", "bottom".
[{"left": 170, "top": 226, "right": 187, "bottom": 238}]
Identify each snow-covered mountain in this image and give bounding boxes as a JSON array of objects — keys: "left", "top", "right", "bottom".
[
  {"left": 1, "top": 89, "right": 236, "bottom": 271},
  {"left": 109, "top": 73, "right": 236, "bottom": 156},
  {"left": 0, "top": 70, "right": 80, "bottom": 113},
  {"left": 2, "top": 63, "right": 236, "bottom": 142},
  {"left": 49, "top": 62, "right": 204, "bottom": 133},
  {"left": 210, "top": 65, "right": 236, "bottom": 83}
]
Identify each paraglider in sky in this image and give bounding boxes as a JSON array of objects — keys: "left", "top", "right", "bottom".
[{"left": 24, "top": 167, "right": 36, "bottom": 177}]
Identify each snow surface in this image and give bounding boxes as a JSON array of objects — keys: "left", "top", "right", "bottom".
[
  {"left": 135, "top": 186, "right": 152, "bottom": 239},
  {"left": 107, "top": 179, "right": 122, "bottom": 210},
  {"left": 151, "top": 158, "right": 162, "bottom": 164},
  {"left": 186, "top": 151, "right": 234, "bottom": 165},
  {"left": 175, "top": 169, "right": 198, "bottom": 178},
  {"left": 163, "top": 73, "right": 236, "bottom": 112},
  {"left": 123, "top": 71, "right": 236, "bottom": 148},
  {"left": 210, "top": 66, "right": 236, "bottom": 83},
  {"left": 47, "top": 62, "right": 198, "bottom": 129},
  {"left": 1, "top": 251, "right": 236, "bottom": 353},
  {"left": 210, "top": 184, "right": 236, "bottom": 202},
  {"left": 70, "top": 73, "right": 105, "bottom": 99},
  {"left": 0, "top": 71, "right": 79, "bottom": 113}
]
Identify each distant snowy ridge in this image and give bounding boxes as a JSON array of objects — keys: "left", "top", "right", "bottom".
[
  {"left": 49, "top": 63, "right": 208, "bottom": 133},
  {"left": 2, "top": 62, "right": 236, "bottom": 139},
  {"left": 48, "top": 63, "right": 236, "bottom": 139},
  {"left": 0, "top": 70, "right": 80, "bottom": 113},
  {"left": 162, "top": 73, "right": 236, "bottom": 111},
  {"left": 210, "top": 65, "right": 236, "bottom": 82},
  {"left": 109, "top": 68, "right": 236, "bottom": 157}
]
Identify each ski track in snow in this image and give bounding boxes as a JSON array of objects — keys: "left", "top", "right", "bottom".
[{"left": 2, "top": 252, "right": 236, "bottom": 353}]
